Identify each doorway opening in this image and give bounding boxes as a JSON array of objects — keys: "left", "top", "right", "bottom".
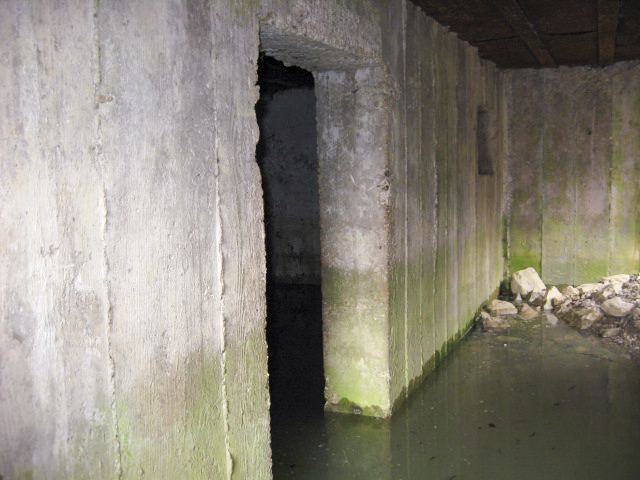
[{"left": 256, "top": 54, "right": 325, "bottom": 419}]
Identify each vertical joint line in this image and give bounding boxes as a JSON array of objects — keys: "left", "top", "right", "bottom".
[
  {"left": 539, "top": 72, "right": 546, "bottom": 280},
  {"left": 93, "top": 5, "right": 123, "bottom": 478},
  {"left": 606, "top": 81, "right": 613, "bottom": 275},
  {"left": 402, "top": 3, "right": 410, "bottom": 393},
  {"left": 213, "top": 144, "right": 233, "bottom": 478}
]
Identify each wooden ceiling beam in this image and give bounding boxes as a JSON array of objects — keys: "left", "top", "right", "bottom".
[
  {"left": 491, "top": 0, "right": 557, "bottom": 67},
  {"left": 598, "top": 0, "right": 620, "bottom": 65}
]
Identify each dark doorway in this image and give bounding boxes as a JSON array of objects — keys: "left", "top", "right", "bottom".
[{"left": 256, "top": 54, "right": 325, "bottom": 419}]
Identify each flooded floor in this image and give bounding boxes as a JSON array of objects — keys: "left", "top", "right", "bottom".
[{"left": 270, "top": 315, "right": 640, "bottom": 479}]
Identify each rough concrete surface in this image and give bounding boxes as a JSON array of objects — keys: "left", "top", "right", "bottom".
[
  {"left": 2, "top": 0, "right": 270, "bottom": 478},
  {"left": 505, "top": 62, "right": 640, "bottom": 285},
  {"left": 0, "top": 0, "right": 546, "bottom": 477}
]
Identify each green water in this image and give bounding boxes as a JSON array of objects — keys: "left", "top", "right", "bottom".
[{"left": 271, "top": 315, "right": 640, "bottom": 479}]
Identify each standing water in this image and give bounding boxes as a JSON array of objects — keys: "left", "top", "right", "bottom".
[{"left": 271, "top": 315, "right": 640, "bottom": 479}]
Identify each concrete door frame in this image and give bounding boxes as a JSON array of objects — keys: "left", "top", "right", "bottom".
[{"left": 259, "top": 26, "right": 394, "bottom": 417}]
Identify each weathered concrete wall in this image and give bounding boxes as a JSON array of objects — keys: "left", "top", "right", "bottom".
[
  {"left": 1, "top": 0, "right": 269, "bottom": 479},
  {"left": 315, "top": 67, "right": 392, "bottom": 417},
  {"left": 505, "top": 62, "right": 640, "bottom": 285},
  {"left": 2, "top": 0, "right": 507, "bottom": 477},
  {"left": 383, "top": 2, "right": 506, "bottom": 409},
  {"left": 262, "top": 0, "right": 505, "bottom": 417}
]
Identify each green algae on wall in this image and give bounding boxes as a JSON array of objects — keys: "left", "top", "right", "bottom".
[
  {"left": 113, "top": 353, "right": 229, "bottom": 480},
  {"left": 322, "top": 266, "right": 391, "bottom": 417},
  {"left": 506, "top": 63, "right": 640, "bottom": 285}
]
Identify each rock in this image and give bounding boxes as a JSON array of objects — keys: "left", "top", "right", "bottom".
[
  {"left": 480, "top": 311, "right": 510, "bottom": 332},
  {"left": 566, "top": 307, "right": 603, "bottom": 330},
  {"left": 601, "top": 297, "right": 636, "bottom": 317},
  {"left": 602, "top": 327, "right": 621, "bottom": 338},
  {"left": 544, "top": 313, "right": 559, "bottom": 326},
  {"left": 543, "top": 286, "right": 565, "bottom": 310},
  {"left": 528, "top": 290, "right": 547, "bottom": 307},
  {"left": 555, "top": 302, "right": 573, "bottom": 316},
  {"left": 594, "top": 285, "right": 616, "bottom": 303},
  {"left": 578, "top": 298, "right": 596, "bottom": 309},
  {"left": 518, "top": 304, "right": 539, "bottom": 320},
  {"left": 511, "top": 267, "right": 546, "bottom": 297},
  {"left": 561, "top": 285, "right": 580, "bottom": 298},
  {"left": 633, "top": 308, "right": 640, "bottom": 328},
  {"left": 577, "top": 283, "right": 601, "bottom": 295},
  {"left": 603, "top": 274, "right": 630, "bottom": 284},
  {"left": 513, "top": 293, "right": 523, "bottom": 305},
  {"left": 488, "top": 299, "right": 517, "bottom": 315}
]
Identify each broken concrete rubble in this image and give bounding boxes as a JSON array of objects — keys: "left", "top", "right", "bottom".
[
  {"left": 488, "top": 299, "right": 518, "bottom": 315},
  {"left": 578, "top": 283, "right": 601, "bottom": 295},
  {"left": 566, "top": 307, "right": 603, "bottom": 330},
  {"left": 511, "top": 267, "right": 546, "bottom": 297},
  {"left": 561, "top": 285, "right": 580, "bottom": 298},
  {"left": 477, "top": 268, "right": 639, "bottom": 354},
  {"left": 544, "top": 286, "right": 564, "bottom": 310},
  {"left": 506, "top": 268, "right": 640, "bottom": 353},
  {"left": 480, "top": 311, "right": 511, "bottom": 332},
  {"left": 604, "top": 274, "right": 631, "bottom": 284},
  {"left": 601, "top": 297, "right": 636, "bottom": 317}
]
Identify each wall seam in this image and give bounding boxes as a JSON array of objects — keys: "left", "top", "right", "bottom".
[
  {"left": 401, "top": 1, "right": 410, "bottom": 392},
  {"left": 93, "top": 1, "right": 123, "bottom": 475},
  {"left": 572, "top": 77, "right": 578, "bottom": 285},
  {"left": 539, "top": 71, "right": 546, "bottom": 280},
  {"left": 430, "top": 23, "right": 438, "bottom": 362},
  {"left": 606, "top": 72, "right": 613, "bottom": 275},
  {"left": 213, "top": 137, "right": 234, "bottom": 480}
]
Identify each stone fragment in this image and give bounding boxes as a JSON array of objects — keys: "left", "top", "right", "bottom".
[
  {"left": 601, "top": 297, "right": 636, "bottom": 317},
  {"left": 543, "top": 286, "right": 565, "bottom": 310},
  {"left": 561, "top": 285, "right": 580, "bottom": 298},
  {"left": 602, "top": 327, "right": 621, "bottom": 338},
  {"left": 511, "top": 267, "right": 546, "bottom": 297},
  {"left": 555, "top": 302, "right": 573, "bottom": 316},
  {"left": 577, "top": 283, "right": 601, "bottom": 295},
  {"left": 544, "top": 313, "right": 559, "bottom": 326},
  {"left": 528, "top": 290, "right": 547, "bottom": 307},
  {"left": 518, "top": 304, "right": 539, "bottom": 320},
  {"left": 567, "top": 307, "right": 603, "bottom": 330},
  {"left": 594, "top": 285, "right": 616, "bottom": 303},
  {"left": 578, "top": 298, "right": 596, "bottom": 309},
  {"left": 488, "top": 299, "right": 517, "bottom": 316},
  {"left": 603, "top": 274, "right": 630, "bottom": 284},
  {"left": 480, "top": 311, "right": 510, "bottom": 332},
  {"left": 513, "top": 293, "right": 523, "bottom": 305}
]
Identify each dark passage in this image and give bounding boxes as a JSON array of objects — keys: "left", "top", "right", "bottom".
[{"left": 255, "top": 55, "right": 325, "bottom": 419}]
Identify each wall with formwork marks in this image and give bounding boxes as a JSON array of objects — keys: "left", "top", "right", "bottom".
[
  {"left": 1, "top": 0, "right": 505, "bottom": 478},
  {"left": 1, "top": 1, "right": 268, "bottom": 479},
  {"left": 505, "top": 62, "right": 640, "bottom": 286}
]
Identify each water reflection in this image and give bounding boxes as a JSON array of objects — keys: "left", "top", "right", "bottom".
[{"left": 271, "top": 316, "right": 640, "bottom": 479}]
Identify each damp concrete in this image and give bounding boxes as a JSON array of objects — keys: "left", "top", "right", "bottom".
[{"left": 271, "top": 315, "right": 640, "bottom": 479}]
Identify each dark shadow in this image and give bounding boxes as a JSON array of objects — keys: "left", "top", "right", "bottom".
[{"left": 256, "top": 54, "right": 325, "bottom": 419}]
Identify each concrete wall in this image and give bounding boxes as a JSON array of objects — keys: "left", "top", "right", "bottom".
[
  {"left": 1, "top": 1, "right": 269, "bottom": 479},
  {"left": 383, "top": 2, "right": 506, "bottom": 408},
  {"left": 1, "top": 0, "right": 506, "bottom": 478},
  {"left": 505, "top": 62, "right": 640, "bottom": 285}
]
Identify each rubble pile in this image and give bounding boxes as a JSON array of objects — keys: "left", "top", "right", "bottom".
[{"left": 479, "top": 267, "right": 640, "bottom": 352}]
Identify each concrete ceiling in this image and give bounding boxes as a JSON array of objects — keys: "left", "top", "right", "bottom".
[{"left": 410, "top": 0, "right": 640, "bottom": 68}]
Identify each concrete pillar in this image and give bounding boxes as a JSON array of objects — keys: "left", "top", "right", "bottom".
[{"left": 315, "top": 67, "right": 393, "bottom": 417}]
